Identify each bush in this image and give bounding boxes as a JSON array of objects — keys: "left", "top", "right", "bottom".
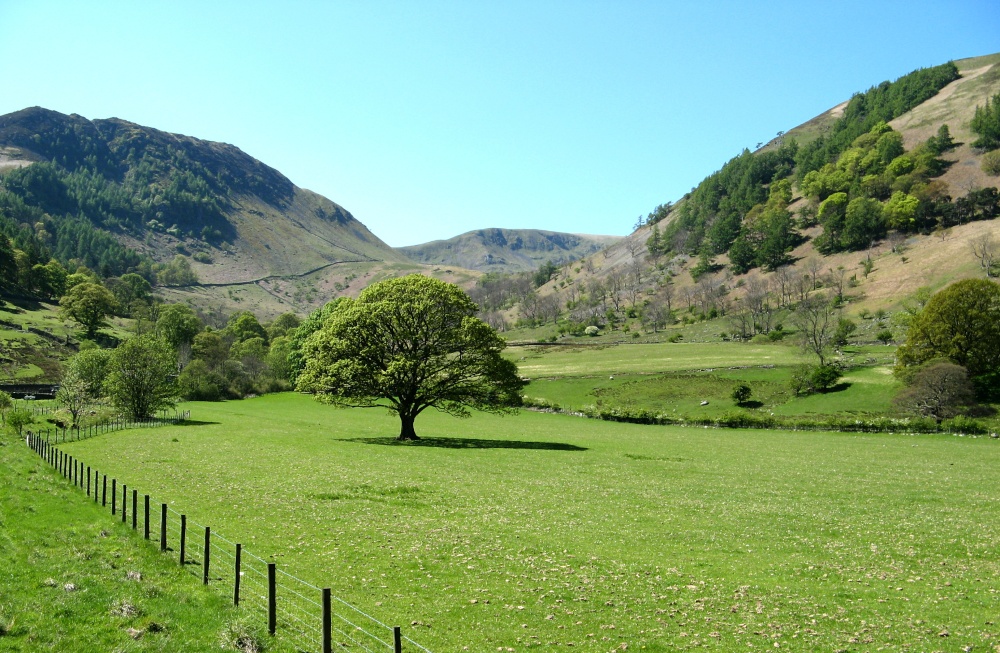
[
  {"left": 894, "top": 360, "right": 976, "bottom": 421},
  {"left": 811, "top": 364, "right": 843, "bottom": 391},
  {"left": 5, "top": 409, "right": 33, "bottom": 435},
  {"left": 790, "top": 364, "right": 843, "bottom": 395},
  {"left": 731, "top": 383, "right": 752, "bottom": 405},
  {"left": 584, "top": 326, "right": 600, "bottom": 337},
  {"left": 876, "top": 329, "right": 894, "bottom": 345},
  {"left": 789, "top": 364, "right": 813, "bottom": 395},
  {"left": 982, "top": 149, "right": 1000, "bottom": 176}
]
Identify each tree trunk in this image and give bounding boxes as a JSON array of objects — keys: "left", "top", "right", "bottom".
[{"left": 398, "top": 412, "right": 419, "bottom": 440}]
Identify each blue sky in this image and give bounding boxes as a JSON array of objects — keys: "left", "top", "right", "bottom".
[{"left": 1, "top": 1, "right": 998, "bottom": 247}]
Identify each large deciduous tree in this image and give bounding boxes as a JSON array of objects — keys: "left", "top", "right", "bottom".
[
  {"left": 895, "top": 279, "right": 1000, "bottom": 398},
  {"left": 105, "top": 335, "right": 178, "bottom": 419},
  {"left": 59, "top": 282, "right": 116, "bottom": 338},
  {"left": 297, "top": 275, "right": 525, "bottom": 440}
]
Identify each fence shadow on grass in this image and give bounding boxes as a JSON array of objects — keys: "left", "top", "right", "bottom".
[{"left": 346, "top": 436, "right": 588, "bottom": 451}]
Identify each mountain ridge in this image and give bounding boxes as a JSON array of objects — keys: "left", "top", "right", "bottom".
[{"left": 398, "top": 227, "right": 621, "bottom": 273}]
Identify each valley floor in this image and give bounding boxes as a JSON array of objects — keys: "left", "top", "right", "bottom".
[{"left": 51, "top": 393, "right": 1000, "bottom": 652}]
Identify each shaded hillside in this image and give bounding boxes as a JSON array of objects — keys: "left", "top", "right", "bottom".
[
  {"left": 398, "top": 228, "right": 621, "bottom": 273},
  {"left": 0, "top": 107, "right": 407, "bottom": 287}
]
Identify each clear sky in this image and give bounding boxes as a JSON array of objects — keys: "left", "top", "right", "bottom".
[{"left": 1, "top": 1, "right": 998, "bottom": 247}]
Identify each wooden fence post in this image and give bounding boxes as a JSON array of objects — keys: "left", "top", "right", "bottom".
[
  {"left": 86, "top": 466, "right": 91, "bottom": 497},
  {"left": 234, "top": 543, "right": 242, "bottom": 606},
  {"left": 323, "top": 588, "right": 332, "bottom": 653},
  {"left": 203, "top": 527, "right": 211, "bottom": 584},
  {"left": 268, "top": 563, "right": 276, "bottom": 636},
  {"left": 121, "top": 484, "right": 127, "bottom": 523},
  {"left": 132, "top": 490, "right": 138, "bottom": 530},
  {"left": 111, "top": 479, "right": 117, "bottom": 515},
  {"left": 394, "top": 626, "right": 402, "bottom": 653},
  {"left": 160, "top": 504, "right": 167, "bottom": 552},
  {"left": 179, "top": 515, "right": 187, "bottom": 565},
  {"left": 144, "top": 495, "right": 150, "bottom": 539},
  {"left": 102, "top": 475, "right": 107, "bottom": 507}
]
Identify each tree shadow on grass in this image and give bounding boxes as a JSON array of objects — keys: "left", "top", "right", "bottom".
[
  {"left": 346, "top": 436, "right": 588, "bottom": 451},
  {"left": 820, "top": 382, "right": 852, "bottom": 394},
  {"left": 736, "top": 400, "right": 764, "bottom": 409},
  {"left": 174, "top": 420, "right": 221, "bottom": 427}
]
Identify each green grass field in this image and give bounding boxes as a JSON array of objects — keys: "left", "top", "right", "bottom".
[
  {"left": 514, "top": 341, "right": 913, "bottom": 423},
  {"left": 0, "top": 427, "right": 298, "bottom": 652},
  {"left": 59, "top": 393, "right": 1000, "bottom": 652}
]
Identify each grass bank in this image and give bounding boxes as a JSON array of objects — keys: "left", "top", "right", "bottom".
[{"left": 0, "top": 427, "right": 296, "bottom": 652}]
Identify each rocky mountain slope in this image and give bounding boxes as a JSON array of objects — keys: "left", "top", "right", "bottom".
[
  {"left": 0, "top": 107, "right": 423, "bottom": 316},
  {"left": 398, "top": 228, "right": 621, "bottom": 273}
]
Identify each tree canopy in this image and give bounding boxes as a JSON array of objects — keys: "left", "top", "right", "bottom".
[
  {"left": 296, "top": 274, "right": 525, "bottom": 440},
  {"left": 896, "top": 279, "right": 1000, "bottom": 398},
  {"left": 59, "top": 281, "right": 116, "bottom": 338},
  {"left": 105, "top": 334, "right": 178, "bottom": 419}
]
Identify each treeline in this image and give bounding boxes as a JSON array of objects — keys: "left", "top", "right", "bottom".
[
  {"left": 794, "top": 62, "right": 960, "bottom": 179},
  {"left": 642, "top": 61, "right": 1000, "bottom": 278}
]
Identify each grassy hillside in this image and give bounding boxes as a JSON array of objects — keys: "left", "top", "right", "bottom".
[
  {"left": 62, "top": 393, "right": 1000, "bottom": 652},
  {"left": 502, "top": 52, "right": 1000, "bottom": 338},
  {"left": 398, "top": 228, "right": 622, "bottom": 273},
  {"left": 0, "top": 426, "right": 297, "bottom": 652}
]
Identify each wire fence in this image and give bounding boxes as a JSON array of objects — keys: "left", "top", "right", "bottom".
[
  {"left": 25, "top": 430, "right": 431, "bottom": 653},
  {"left": 26, "top": 409, "right": 190, "bottom": 444}
]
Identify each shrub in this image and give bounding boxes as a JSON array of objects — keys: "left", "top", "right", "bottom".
[
  {"left": 5, "top": 409, "right": 33, "bottom": 436},
  {"left": 789, "top": 364, "right": 813, "bottom": 395},
  {"left": 667, "top": 334, "right": 683, "bottom": 343},
  {"left": 810, "top": 364, "right": 843, "bottom": 391},
  {"left": 791, "top": 364, "right": 842, "bottom": 395},
  {"left": 731, "top": 383, "right": 752, "bottom": 405},
  {"left": 894, "top": 360, "right": 976, "bottom": 421},
  {"left": 584, "top": 326, "right": 599, "bottom": 337},
  {"left": 982, "top": 149, "right": 1000, "bottom": 176},
  {"left": 876, "top": 329, "right": 894, "bottom": 345}
]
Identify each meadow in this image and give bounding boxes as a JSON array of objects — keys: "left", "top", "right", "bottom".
[
  {"left": 0, "top": 426, "right": 299, "bottom": 652},
  {"left": 513, "top": 341, "right": 907, "bottom": 422},
  {"left": 60, "top": 392, "right": 1000, "bottom": 652}
]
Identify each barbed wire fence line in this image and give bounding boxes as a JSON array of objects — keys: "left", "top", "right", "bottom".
[{"left": 25, "top": 431, "right": 431, "bottom": 653}]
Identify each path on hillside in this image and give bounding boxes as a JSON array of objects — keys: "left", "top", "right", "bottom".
[{"left": 164, "top": 259, "right": 369, "bottom": 289}]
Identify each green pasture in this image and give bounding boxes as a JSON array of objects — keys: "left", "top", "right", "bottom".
[
  {"left": 517, "top": 341, "right": 905, "bottom": 419},
  {"left": 62, "top": 393, "right": 1000, "bottom": 652},
  {"left": 0, "top": 428, "right": 296, "bottom": 652}
]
